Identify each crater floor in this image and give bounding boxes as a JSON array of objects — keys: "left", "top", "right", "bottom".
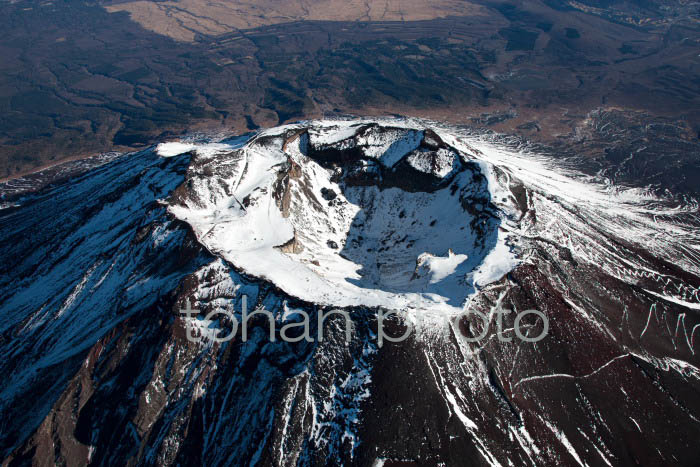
[{"left": 165, "top": 121, "right": 517, "bottom": 312}]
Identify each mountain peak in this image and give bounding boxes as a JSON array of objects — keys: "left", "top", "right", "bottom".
[
  {"left": 2, "top": 118, "right": 699, "bottom": 466},
  {"left": 165, "top": 120, "right": 517, "bottom": 313}
]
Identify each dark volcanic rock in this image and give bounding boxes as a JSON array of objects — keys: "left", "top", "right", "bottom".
[{"left": 1, "top": 120, "right": 699, "bottom": 466}]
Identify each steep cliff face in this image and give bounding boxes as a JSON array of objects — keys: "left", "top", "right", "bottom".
[{"left": 1, "top": 119, "right": 699, "bottom": 466}]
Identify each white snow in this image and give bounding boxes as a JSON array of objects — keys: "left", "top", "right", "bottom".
[
  {"left": 472, "top": 233, "right": 519, "bottom": 289},
  {"left": 356, "top": 127, "right": 423, "bottom": 167},
  {"left": 168, "top": 122, "right": 518, "bottom": 315},
  {"left": 156, "top": 142, "right": 198, "bottom": 157},
  {"left": 543, "top": 420, "right": 586, "bottom": 467},
  {"left": 406, "top": 148, "right": 460, "bottom": 178},
  {"left": 309, "top": 124, "right": 363, "bottom": 146},
  {"left": 156, "top": 140, "right": 247, "bottom": 158},
  {"left": 644, "top": 289, "right": 700, "bottom": 310},
  {"left": 418, "top": 250, "right": 469, "bottom": 284},
  {"left": 444, "top": 389, "right": 478, "bottom": 430},
  {"left": 167, "top": 117, "right": 700, "bottom": 328}
]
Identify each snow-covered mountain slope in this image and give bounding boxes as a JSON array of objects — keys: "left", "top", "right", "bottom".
[
  {"left": 1, "top": 118, "right": 699, "bottom": 466},
  {"left": 165, "top": 122, "right": 514, "bottom": 314},
  {"left": 0, "top": 151, "right": 212, "bottom": 455}
]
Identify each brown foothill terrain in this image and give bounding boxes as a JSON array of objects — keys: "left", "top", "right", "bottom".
[
  {"left": 0, "top": 0, "right": 699, "bottom": 193},
  {"left": 104, "top": 0, "right": 488, "bottom": 42}
]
